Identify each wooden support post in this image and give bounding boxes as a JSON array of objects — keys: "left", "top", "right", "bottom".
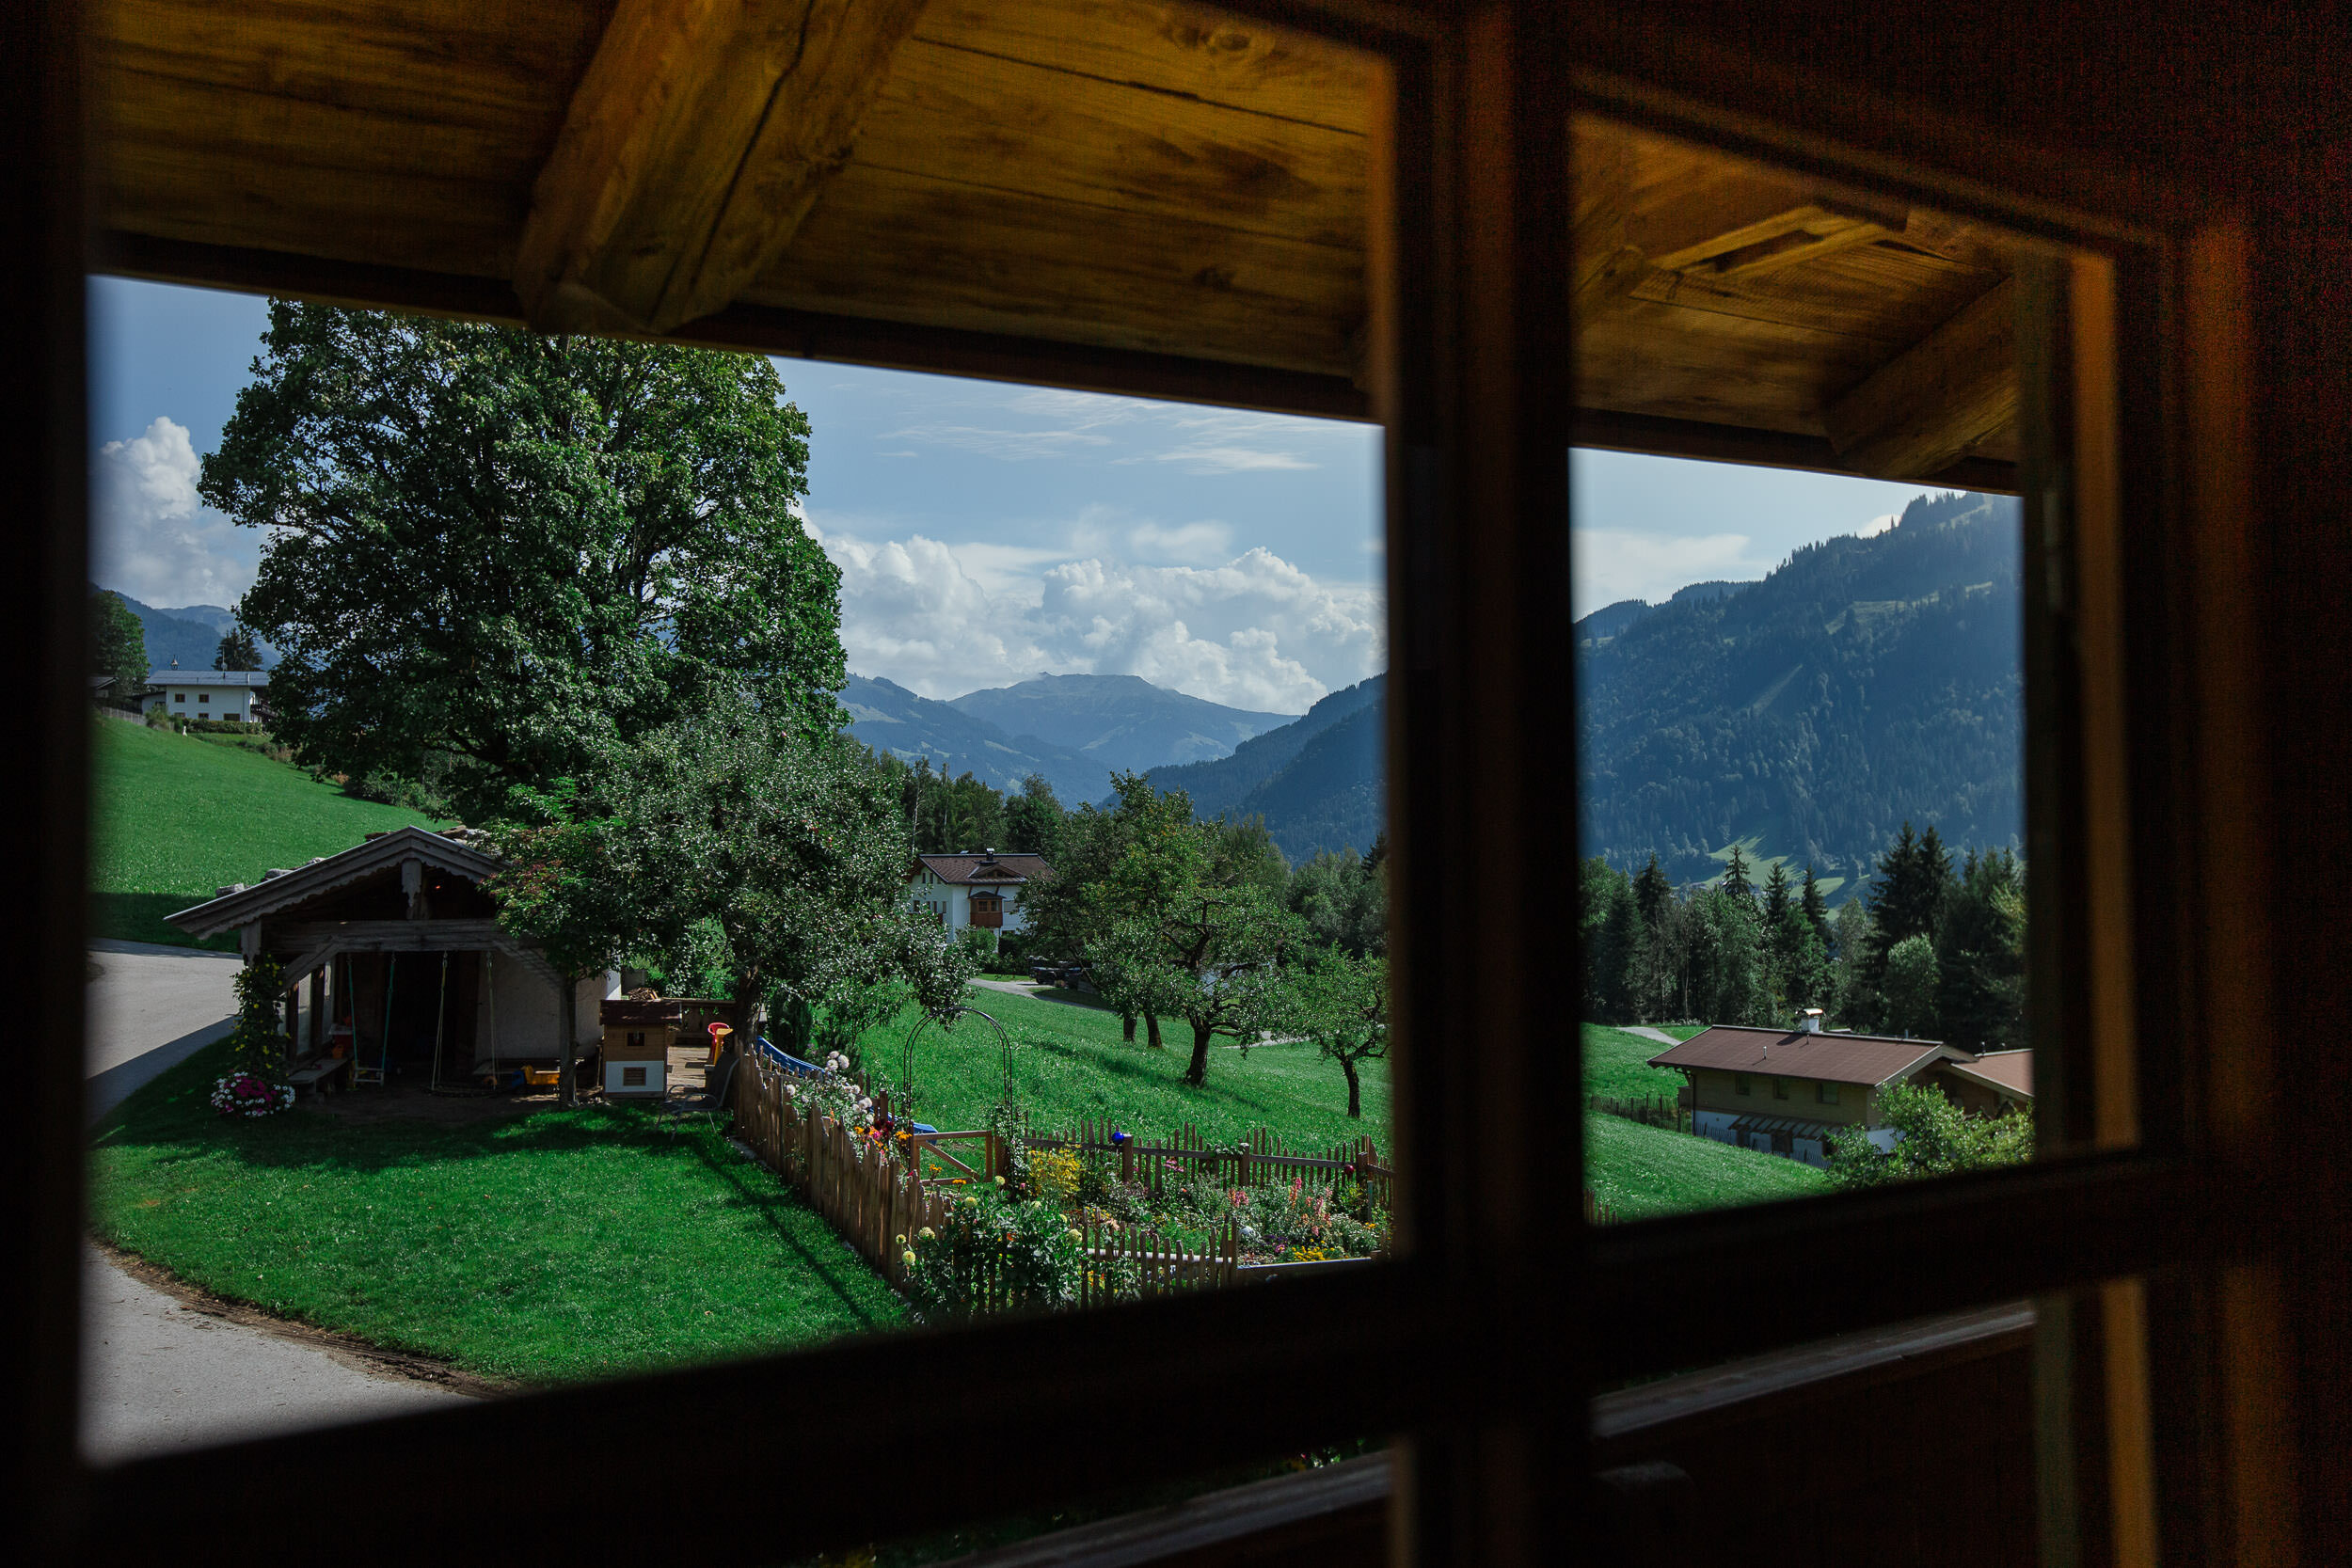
[
  {"left": 559, "top": 976, "right": 578, "bottom": 1108},
  {"left": 308, "top": 968, "right": 325, "bottom": 1052}
]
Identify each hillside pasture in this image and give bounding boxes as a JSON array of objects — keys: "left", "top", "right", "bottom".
[
  {"left": 92, "top": 718, "right": 438, "bottom": 947},
  {"left": 861, "top": 983, "right": 1388, "bottom": 1150},
  {"left": 1582, "top": 1023, "right": 1691, "bottom": 1101},
  {"left": 1583, "top": 1111, "right": 1831, "bottom": 1220}
]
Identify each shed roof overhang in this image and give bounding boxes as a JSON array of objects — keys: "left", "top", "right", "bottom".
[
  {"left": 92, "top": 0, "right": 2023, "bottom": 489},
  {"left": 166, "top": 825, "right": 502, "bottom": 940}
]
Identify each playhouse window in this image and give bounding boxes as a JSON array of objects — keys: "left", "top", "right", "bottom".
[{"left": 622, "top": 1067, "right": 646, "bottom": 1086}]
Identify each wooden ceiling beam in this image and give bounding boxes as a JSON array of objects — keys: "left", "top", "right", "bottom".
[
  {"left": 1822, "top": 277, "right": 2018, "bottom": 481},
  {"left": 1574, "top": 125, "right": 1650, "bottom": 323},
  {"left": 514, "top": 0, "right": 931, "bottom": 336},
  {"left": 1630, "top": 168, "right": 1907, "bottom": 279}
]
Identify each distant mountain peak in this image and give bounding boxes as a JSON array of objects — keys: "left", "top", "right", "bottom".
[{"left": 946, "top": 673, "right": 1298, "bottom": 777}]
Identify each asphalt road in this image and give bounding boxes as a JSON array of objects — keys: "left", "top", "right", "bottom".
[{"left": 82, "top": 940, "right": 468, "bottom": 1464}]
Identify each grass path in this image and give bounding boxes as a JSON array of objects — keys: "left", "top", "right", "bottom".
[
  {"left": 89, "top": 1038, "right": 904, "bottom": 1385},
  {"left": 92, "top": 719, "right": 438, "bottom": 948}
]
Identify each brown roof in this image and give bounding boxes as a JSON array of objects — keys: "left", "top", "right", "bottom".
[
  {"left": 1937, "top": 1050, "right": 2034, "bottom": 1097},
  {"left": 1646, "top": 1025, "right": 1952, "bottom": 1087},
  {"left": 912, "top": 853, "right": 1054, "bottom": 887}
]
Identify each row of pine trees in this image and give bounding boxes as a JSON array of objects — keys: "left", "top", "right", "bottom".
[{"left": 1581, "top": 823, "right": 2026, "bottom": 1051}]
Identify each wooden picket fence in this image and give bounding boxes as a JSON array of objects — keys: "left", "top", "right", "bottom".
[
  {"left": 1584, "top": 1189, "right": 1617, "bottom": 1226},
  {"left": 1012, "top": 1117, "right": 1394, "bottom": 1212},
  {"left": 1587, "top": 1092, "right": 1693, "bottom": 1134},
  {"left": 1074, "top": 1216, "right": 1240, "bottom": 1308},
  {"left": 730, "top": 1052, "right": 1241, "bottom": 1302}
]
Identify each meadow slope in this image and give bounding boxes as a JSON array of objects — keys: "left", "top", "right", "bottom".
[{"left": 92, "top": 719, "right": 438, "bottom": 946}]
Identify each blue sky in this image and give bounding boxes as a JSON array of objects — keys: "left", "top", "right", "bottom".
[{"left": 88, "top": 277, "right": 1947, "bottom": 713}]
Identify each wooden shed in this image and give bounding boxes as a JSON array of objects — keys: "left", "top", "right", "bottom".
[{"left": 167, "top": 826, "right": 612, "bottom": 1090}]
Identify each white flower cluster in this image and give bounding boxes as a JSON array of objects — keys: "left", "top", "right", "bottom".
[
  {"left": 780, "top": 1054, "right": 876, "bottom": 1134},
  {"left": 208, "top": 1072, "right": 294, "bottom": 1118}
]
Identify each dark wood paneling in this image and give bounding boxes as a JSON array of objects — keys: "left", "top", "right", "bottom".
[{"left": 2, "top": 1, "right": 89, "bottom": 1561}]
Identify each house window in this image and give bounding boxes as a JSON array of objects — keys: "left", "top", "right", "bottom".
[
  {"left": 1734, "top": 1074, "right": 1750, "bottom": 1096},
  {"left": 173, "top": 692, "right": 184, "bottom": 704},
  {"left": 627, "top": 1032, "right": 644, "bottom": 1050},
  {"left": 197, "top": 692, "right": 208, "bottom": 704},
  {"left": 622, "top": 1067, "right": 646, "bottom": 1086},
  {"left": 1772, "top": 1078, "right": 1788, "bottom": 1100},
  {"left": 1819, "top": 1082, "right": 1840, "bottom": 1105}
]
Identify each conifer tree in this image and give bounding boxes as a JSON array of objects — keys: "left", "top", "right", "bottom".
[
  {"left": 1799, "top": 864, "right": 1832, "bottom": 949},
  {"left": 1632, "top": 853, "right": 1673, "bottom": 929},
  {"left": 1720, "top": 844, "right": 1756, "bottom": 910},
  {"left": 1934, "top": 848, "right": 2026, "bottom": 1050}
]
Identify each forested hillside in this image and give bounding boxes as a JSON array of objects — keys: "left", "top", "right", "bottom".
[
  {"left": 1579, "top": 491, "right": 2022, "bottom": 885},
  {"left": 840, "top": 673, "right": 1105, "bottom": 803},
  {"left": 1145, "top": 675, "right": 1385, "bottom": 861}
]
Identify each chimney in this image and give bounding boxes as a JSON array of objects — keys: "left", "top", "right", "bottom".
[{"left": 1801, "top": 1008, "right": 1824, "bottom": 1034}]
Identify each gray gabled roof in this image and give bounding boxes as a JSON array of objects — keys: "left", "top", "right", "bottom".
[
  {"left": 167, "top": 824, "right": 499, "bottom": 939},
  {"left": 149, "top": 668, "right": 268, "bottom": 688}
]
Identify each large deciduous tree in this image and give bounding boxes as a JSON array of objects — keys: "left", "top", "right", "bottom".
[
  {"left": 89, "top": 592, "right": 148, "bottom": 705},
  {"left": 489, "top": 693, "right": 973, "bottom": 1083},
  {"left": 1080, "top": 777, "right": 1303, "bottom": 1086},
  {"left": 1022, "top": 771, "right": 1195, "bottom": 1045},
  {"left": 202, "top": 302, "right": 843, "bottom": 821}
]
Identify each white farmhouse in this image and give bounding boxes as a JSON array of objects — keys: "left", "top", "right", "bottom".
[
  {"left": 150, "top": 666, "right": 268, "bottom": 721},
  {"left": 907, "top": 849, "right": 1053, "bottom": 934}
]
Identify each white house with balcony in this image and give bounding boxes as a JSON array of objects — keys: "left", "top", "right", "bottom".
[
  {"left": 150, "top": 666, "right": 268, "bottom": 721},
  {"left": 907, "top": 849, "right": 1053, "bottom": 934}
]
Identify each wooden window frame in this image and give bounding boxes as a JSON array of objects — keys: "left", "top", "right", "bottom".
[{"left": 2, "top": 4, "right": 2319, "bottom": 1566}]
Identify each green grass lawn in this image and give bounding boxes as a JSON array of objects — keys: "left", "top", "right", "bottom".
[
  {"left": 1581, "top": 1023, "right": 1690, "bottom": 1100},
  {"left": 869, "top": 984, "right": 1388, "bottom": 1154},
  {"left": 89, "top": 1037, "right": 906, "bottom": 1385},
  {"left": 1582, "top": 1111, "right": 1830, "bottom": 1220},
  {"left": 92, "top": 718, "right": 440, "bottom": 948}
]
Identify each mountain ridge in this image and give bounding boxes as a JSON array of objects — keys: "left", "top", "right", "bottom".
[
  {"left": 840, "top": 673, "right": 1108, "bottom": 803},
  {"left": 946, "top": 673, "right": 1293, "bottom": 778},
  {"left": 96, "top": 589, "right": 274, "bottom": 673}
]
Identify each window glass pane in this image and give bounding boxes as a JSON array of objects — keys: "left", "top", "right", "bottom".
[
  {"left": 1573, "top": 119, "right": 2045, "bottom": 1221},
  {"left": 84, "top": 272, "right": 1387, "bottom": 1463}
]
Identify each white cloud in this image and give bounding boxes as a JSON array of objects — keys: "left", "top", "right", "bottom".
[
  {"left": 1569, "top": 528, "right": 1775, "bottom": 618},
  {"left": 90, "top": 417, "right": 256, "bottom": 607},
  {"left": 882, "top": 421, "right": 1115, "bottom": 461},
  {"left": 1125, "top": 519, "right": 1232, "bottom": 563},
  {"left": 816, "top": 525, "right": 1384, "bottom": 713},
  {"left": 1119, "top": 407, "right": 1327, "bottom": 473},
  {"left": 1148, "top": 445, "right": 1317, "bottom": 473},
  {"left": 871, "top": 383, "right": 1349, "bottom": 476},
  {"left": 1859, "top": 513, "right": 1899, "bottom": 538}
]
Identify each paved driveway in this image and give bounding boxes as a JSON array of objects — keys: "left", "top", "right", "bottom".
[{"left": 83, "top": 940, "right": 469, "bottom": 1463}]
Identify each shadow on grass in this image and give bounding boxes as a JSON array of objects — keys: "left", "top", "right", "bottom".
[
  {"left": 683, "top": 1126, "right": 900, "bottom": 1330},
  {"left": 89, "top": 891, "right": 238, "bottom": 951},
  {"left": 97, "top": 1037, "right": 900, "bottom": 1332}
]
